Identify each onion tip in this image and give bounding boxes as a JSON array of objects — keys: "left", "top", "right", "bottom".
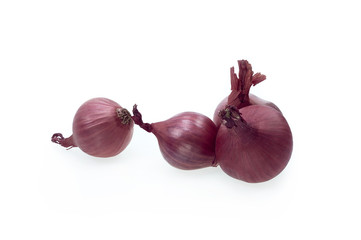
[{"left": 51, "top": 133, "right": 76, "bottom": 149}]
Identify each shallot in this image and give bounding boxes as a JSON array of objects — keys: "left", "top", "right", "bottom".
[{"left": 132, "top": 105, "right": 217, "bottom": 170}]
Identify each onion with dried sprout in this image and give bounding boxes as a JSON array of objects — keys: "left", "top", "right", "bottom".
[{"left": 214, "top": 60, "right": 293, "bottom": 183}]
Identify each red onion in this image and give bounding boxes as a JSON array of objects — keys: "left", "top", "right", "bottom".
[
  {"left": 216, "top": 105, "right": 293, "bottom": 183},
  {"left": 131, "top": 105, "right": 217, "bottom": 170},
  {"left": 52, "top": 97, "right": 134, "bottom": 158},
  {"left": 214, "top": 60, "right": 293, "bottom": 183},
  {"left": 213, "top": 60, "right": 280, "bottom": 127}
]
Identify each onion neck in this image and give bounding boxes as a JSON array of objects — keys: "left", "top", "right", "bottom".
[
  {"left": 227, "top": 60, "right": 266, "bottom": 109},
  {"left": 131, "top": 104, "right": 153, "bottom": 133},
  {"left": 219, "top": 106, "right": 248, "bottom": 129}
]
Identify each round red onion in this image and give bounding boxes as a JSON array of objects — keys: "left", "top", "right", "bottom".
[
  {"left": 52, "top": 97, "right": 134, "bottom": 157},
  {"left": 215, "top": 105, "right": 293, "bottom": 183},
  {"left": 132, "top": 105, "right": 217, "bottom": 170},
  {"left": 213, "top": 60, "right": 280, "bottom": 127}
]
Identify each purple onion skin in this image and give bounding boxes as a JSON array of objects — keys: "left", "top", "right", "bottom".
[
  {"left": 213, "top": 94, "right": 281, "bottom": 127},
  {"left": 52, "top": 98, "right": 134, "bottom": 158},
  {"left": 151, "top": 112, "right": 217, "bottom": 170},
  {"left": 215, "top": 105, "right": 293, "bottom": 183},
  {"left": 132, "top": 106, "right": 217, "bottom": 170}
]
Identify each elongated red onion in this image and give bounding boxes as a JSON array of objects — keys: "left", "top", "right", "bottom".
[
  {"left": 213, "top": 60, "right": 280, "bottom": 127},
  {"left": 52, "top": 97, "right": 134, "bottom": 157},
  {"left": 215, "top": 105, "right": 293, "bottom": 183},
  {"left": 132, "top": 105, "right": 217, "bottom": 170}
]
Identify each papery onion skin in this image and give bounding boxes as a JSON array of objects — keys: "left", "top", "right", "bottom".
[
  {"left": 213, "top": 94, "right": 281, "bottom": 127},
  {"left": 213, "top": 60, "right": 281, "bottom": 127},
  {"left": 52, "top": 98, "right": 134, "bottom": 158},
  {"left": 132, "top": 105, "right": 217, "bottom": 170},
  {"left": 215, "top": 105, "right": 293, "bottom": 183}
]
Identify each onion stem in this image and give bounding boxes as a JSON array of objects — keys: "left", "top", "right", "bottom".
[
  {"left": 131, "top": 105, "right": 153, "bottom": 132},
  {"left": 51, "top": 133, "right": 76, "bottom": 149},
  {"left": 227, "top": 60, "right": 266, "bottom": 109}
]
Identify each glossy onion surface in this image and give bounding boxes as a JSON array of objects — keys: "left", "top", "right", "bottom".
[{"left": 215, "top": 105, "right": 293, "bottom": 183}]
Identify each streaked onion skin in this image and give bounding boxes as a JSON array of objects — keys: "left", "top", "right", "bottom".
[
  {"left": 52, "top": 98, "right": 134, "bottom": 158},
  {"left": 213, "top": 94, "right": 281, "bottom": 127},
  {"left": 215, "top": 105, "right": 293, "bottom": 183},
  {"left": 132, "top": 105, "right": 217, "bottom": 170}
]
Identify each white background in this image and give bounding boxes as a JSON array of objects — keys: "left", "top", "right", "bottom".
[{"left": 1, "top": 0, "right": 360, "bottom": 239}]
